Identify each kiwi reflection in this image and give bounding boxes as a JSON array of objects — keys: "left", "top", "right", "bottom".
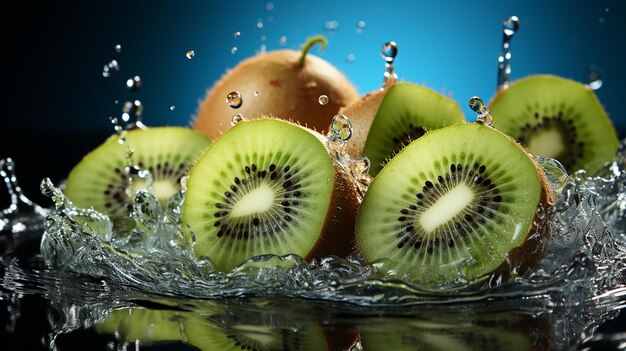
[{"left": 94, "top": 304, "right": 330, "bottom": 351}]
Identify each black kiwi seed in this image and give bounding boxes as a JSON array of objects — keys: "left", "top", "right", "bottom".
[
  {"left": 211, "top": 163, "right": 305, "bottom": 240},
  {"left": 517, "top": 113, "right": 584, "bottom": 170},
  {"left": 395, "top": 162, "right": 503, "bottom": 253}
]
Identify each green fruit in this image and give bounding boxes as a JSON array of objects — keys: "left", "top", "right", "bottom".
[
  {"left": 356, "top": 123, "right": 554, "bottom": 289},
  {"left": 182, "top": 118, "right": 359, "bottom": 272},
  {"left": 489, "top": 75, "right": 619, "bottom": 173},
  {"left": 94, "top": 308, "right": 186, "bottom": 345},
  {"left": 64, "top": 127, "right": 210, "bottom": 216},
  {"left": 343, "top": 82, "right": 464, "bottom": 175}
]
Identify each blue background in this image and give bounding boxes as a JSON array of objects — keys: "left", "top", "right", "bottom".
[{"left": 5, "top": 0, "right": 625, "bottom": 133}]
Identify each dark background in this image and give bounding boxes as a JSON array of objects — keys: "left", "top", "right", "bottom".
[{"left": 1, "top": 0, "right": 625, "bottom": 205}]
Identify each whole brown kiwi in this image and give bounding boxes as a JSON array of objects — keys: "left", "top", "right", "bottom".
[{"left": 194, "top": 36, "right": 359, "bottom": 139}]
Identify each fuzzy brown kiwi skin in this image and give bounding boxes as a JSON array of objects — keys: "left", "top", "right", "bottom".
[
  {"left": 300, "top": 124, "right": 361, "bottom": 260},
  {"left": 338, "top": 87, "right": 389, "bottom": 156},
  {"left": 194, "top": 50, "right": 359, "bottom": 140}
]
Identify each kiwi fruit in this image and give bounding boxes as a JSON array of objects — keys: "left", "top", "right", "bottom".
[
  {"left": 340, "top": 82, "right": 464, "bottom": 175},
  {"left": 181, "top": 118, "right": 359, "bottom": 272},
  {"left": 489, "top": 75, "right": 619, "bottom": 173},
  {"left": 95, "top": 308, "right": 187, "bottom": 345},
  {"left": 355, "top": 122, "right": 554, "bottom": 290},
  {"left": 194, "top": 36, "right": 358, "bottom": 139},
  {"left": 64, "top": 127, "right": 211, "bottom": 216}
]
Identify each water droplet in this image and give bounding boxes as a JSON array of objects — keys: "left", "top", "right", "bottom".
[
  {"left": 231, "top": 114, "right": 244, "bottom": 125},
  {"left": 381, "top": 41, "right": 398, "bottom": 63},
  {"left": 503, "top": 16, "right": 520, "bottom": 37},
  {"left": 114, "top": 44, "right": 122, "bottom": 53},
  {"left": 226, "top": 91, "right": 243, "bottom": 109},
  {"left": 231, "top": 46, "right": 238, "bottom": 55},
  {"left": 318, "top": 95, "right": 329, "bottom": 105},
  {"left": 102, "top": 60, "right": 119, "bottom": 78},
  {"left": 0, "top": 158, "right": 47, "bottom": 228},
  {"left": 234, "top": 31, "right": 241, "bottom": 38},
  {"left": 126, "top": 75, "right": 142, "bottom": 91},
  {"left": 169, "top": 105, "right": 176, "bottom": 111},
  {"left": 258, "top": 45, "right": 267, "bottom": 54},
  {"left": 330, "top": 114, "right": 353, "bottom": 141},
  {"left": 468, "top": 96, "right": 493, "bottom": 126},
  {"left": 114, "top": 100, "right": 119, "bottom": 104},
  {"left": 121, "top": 100, "right": 146, "bottom": 130},
  {"left": 279, "top": 36, "right": 287, "bottom": 46},
  {"left": 260, "top": 35, "right": 266, "bottom": 42},
  {"left": 108, "top": 60, "right": 120, "bottom": 70},
  {"left": 324, "top": 20, "right": 338, "bottom": 31},
  {"left": 586, "top": 65, "right": 604, "bottom": 90},
  {"left": 266, "top": 2, "right": 274, "bottom": 10},
  {"left": 356, "top": 20, "right": 366, "bottom": 33},
  {"left": 346, "top": 54, "right": 356, "bottom": 63},
  {"left": 254, "top": 91, "right": 259, "bottom": 96},
  {"left": 256, "top": 19, "right": 264, "bottom": 29},
  {"left": 498, "top": 16, "right": 520, "bottom": 90},
  {"left": 186, "top": 50, "right": 195, "bottom": 59}
]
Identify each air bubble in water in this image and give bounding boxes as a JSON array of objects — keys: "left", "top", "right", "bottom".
[
  {"left": 226, "top": 91, "right": 243, "bottom": 109},
  {"left": 234, "top": 31, "right": 241, "bottom": 38},
  {"left": 586, "top": 65, "right": 604, "bottom": 90},
  {"left": 231, "top": 114, "right": 244, "bottom": 126},
  {"left": 114, "top": 44, "right": 122, "bottom": 53},
  {"left": 126, "top": 76, "right": 142, "bottom": 91},
  {"left": 231, "top": 47, "right": 238, "bottom": 55},
  {"left": 469, "top": 96, "right": 493, "bottom": 126},
  {"left": 186, "top": 50, "right": 195, "bottom": 59},
  {"left": 318, "top": 95, "right": 329, "bottom": 105},
  {"left": 279, "top": 36, "right": 287, "bottom": 46}
]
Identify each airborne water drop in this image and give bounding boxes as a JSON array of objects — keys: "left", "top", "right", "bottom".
[{"left": 226, "top": 91, "right": 243, "bottom": 109}]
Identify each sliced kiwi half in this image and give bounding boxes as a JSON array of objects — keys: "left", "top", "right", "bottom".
[
  {"left": 64, "top": 127, "right": 211, "bottom": 216},
  {"left": 356, "top": 123, "right": 554, "bottom": 290},
  {"left": 341, "top": 82, "right": 464, "bottom": 175},
  {"left": 489, "top": 75, "right": 619, "bottom": 173},
  {"left": 181, "top": 118, "right": 359, "bottom": 272}
]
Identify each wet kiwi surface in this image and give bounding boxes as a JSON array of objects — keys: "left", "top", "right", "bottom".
[
  {"left": 182, "top": 118, "right": 359, "bottom": 272},
  {"left": 356, "top": 123, "right": 554, "bottom": 289},
  {"left": 489, "top": 75, "right": 619, "bottom": 173},
  {"left": 361, "top": 82, "right": 465, "bottom": 175},
  {"left": 64, "top": 127, "right": 211, "bottom": 216},
  {"left": 95, "top": 308, "right": 186, "bottom": 345},
  {"left": 194, "top": 37, "right": 358, "bottom": 139}
]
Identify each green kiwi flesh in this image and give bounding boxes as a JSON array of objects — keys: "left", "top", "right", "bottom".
[
  {"left": 94, "top": 308, "right": 186, "bottom": 345},
  {"left": 360, "top": 318, "right": 531, "bottom": 351},
  {"left": 181, "top": 119, "right": 338, "bottom": 272},
  {"left": 356, "top": 123, "right": 545, "bottom": 289},
  {"left": 362, "top": 82, "right": 465, "bottom": 175},
  {"left": 64, "top": 127, "right": 211, "bottom": 216},
  {"left": 489, "top": 75, "right": 619, "bottom": 173}
]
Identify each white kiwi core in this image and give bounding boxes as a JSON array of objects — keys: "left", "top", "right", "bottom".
[{"left": 419, "top": 183, "right": 474, "bottom": 233}]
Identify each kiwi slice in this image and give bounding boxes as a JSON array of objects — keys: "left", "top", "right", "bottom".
[
  {"left": 64, "top": 127, "right": 210, "bottom": 216},
  {"left": 489, "top": 75, "right": 619, "bottom": 173},
  {"left": 361, "top": 83, "right": 464, "bottom": 175},
  {"left": 95, "top": 308, "right": 187, "bottom": 345},
  {"left": 356, "top": 123, "right": 554, "bottom": 289},
  {"left": 184, "top": 313, "right": 328, "bottom": 351},
  {"left": 181, "top": 118, "right": 359, "bottom": 272},
  {"left": 360, "top": 319, "right": 532, "bottom": 351}
]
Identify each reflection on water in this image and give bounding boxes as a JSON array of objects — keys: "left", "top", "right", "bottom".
[{"left": 2, "top": 141, "right": 626, "bottom": 349}]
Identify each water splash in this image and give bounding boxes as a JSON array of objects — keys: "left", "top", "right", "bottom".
[
  {"left": 497, "top": 16, "right": 520, "bottom": 90},
  {"left": 125, "top": 75, "right": 142, "bottom": 91},
  {"left": 468, "top": 96, "right": 493, "bottom": 126},
  {"left": 0, "top": 158, "right": 47, "bottom": 233},
  {"left": 120, "top": 100, "right": 147, "bottom": 130},
  {"left": 381, "top": 41, "right": 398, "bottom": 88}
]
